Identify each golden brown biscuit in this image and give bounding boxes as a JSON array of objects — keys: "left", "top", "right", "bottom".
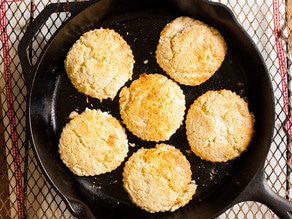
[
  {"left": 156, "top": 16, "right": 227, "bottom": 86},
  {"left": 123, "top": 143, "right": 197, "bottom": 213},
  {"left": 119, "top": 73, "right": 185, "bottom": 142},
  {"left": 64, "top": 28, "right": 134, "bottom": 101},
  {"left": 58, "top": 108, "right": 129, "bottom": 176},
  {"left": 186, "top": 90, "right": 255, "bottom": 162}
]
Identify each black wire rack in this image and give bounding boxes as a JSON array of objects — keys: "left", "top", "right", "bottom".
[{"left": 0, "top": 0, "right": 290, "bottom": 218}]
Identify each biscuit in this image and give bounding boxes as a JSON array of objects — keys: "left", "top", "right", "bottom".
[
  {"left": 58, "top": 108, "right": 129, "bottom": 176},
  {"left": 119, "top": 73, "right": 185, "bottom": 142},
  {"left": 156, "top": 16, "right": 227, "bottom": 86},
  {"left": 64, "top": 28, "right": 134, "bottom": 101},
  {"left": 123, "top": 143, "right": 197, "bottom": 213},
  {"left": 186, "top": 90, "right": 255, "bottom": 162}
]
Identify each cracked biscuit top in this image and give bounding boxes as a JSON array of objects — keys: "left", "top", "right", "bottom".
[
  {"left": 122, "top": 143, "right": 197, "bottom": 213},
  {"left": 156, "top": 16, "right": 227, "bottom": 86},
  {"left": 119, "top": 73, "right": 185, "bottom": 142},
  {"left": 58, "top": 108, "right": 129, "bottom": 176},
  {"left": 186, "top": 90, "right": 255, "bottom": 162},
  {"left": 64, "top": 28, "right": 134, "bottom": 101}
]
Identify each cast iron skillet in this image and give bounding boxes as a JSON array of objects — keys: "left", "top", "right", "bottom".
[{"left": 19, "top": 0, "right": 292, "bottom": 218}]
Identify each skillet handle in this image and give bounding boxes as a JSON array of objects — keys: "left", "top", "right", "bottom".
[
  {"left": 18, "top": 1, "right": 97, "bottom": 91},
  {"left": 237, "top": 166, "right": 292, "bottom": 219},
  {"left": 18, "top": 1, "right": 99, "bottom": 218},
  {"left": 64, "top": 198, "right": 96, "bottom": 219}
]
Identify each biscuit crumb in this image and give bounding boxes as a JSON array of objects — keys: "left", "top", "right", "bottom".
[
  {"left": 68, "top": 111, "right": 78, "bottom": 119},
  {"left": 129, "top": 142, "right": 136, "bottom": 147}
]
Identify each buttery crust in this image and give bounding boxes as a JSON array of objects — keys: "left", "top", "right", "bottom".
[
  {"left": 64, "top": 28, "right": 134, "bottom": 101},
  {"left": 186, "top": 90, "right": 255, "bottom": 162},
  {"left": 123, "top": 143, "right": 197, "bottom": 213},
  {"left": 156, "top": 16, "right": 227, "bottom": 86},
  {"left": 119, "top": 73, "right": 185, "bottom": 142},
  {"left": 58, "top": 109, "right": 129, "bottom": 176}
]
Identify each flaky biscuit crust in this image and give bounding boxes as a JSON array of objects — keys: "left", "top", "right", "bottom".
[
  {"left": 64, "top": 28, "right": 134, "bottom": 101},
  {"left": 156, "top": 16, "right": 227, "bottom": 86},
  {"left": 119, "top": 73, "right": 185, "bottom": 142},
  {"left": 186, "top": 90, "right": 255, "bottom": 162},
  {"left": 58, "top": 109, "right": 129, "bottom": 176},
  {"left": 123, "top": 144, "right": 197, "bottom": 213}
]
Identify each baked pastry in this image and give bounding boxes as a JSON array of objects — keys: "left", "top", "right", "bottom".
[
  {"left": 64, "top": 28, "right": 134, "bottom": 101},
  {"left": 123, "top": 143, "right": 197, "bottom": 213},
  {"left": 58, "top": 108, "right": 129, "bottom": 176},
  {"left": 156, "top": 16, "right": 227, "bottom": 86},
  {"left": 186, "top": 90, "right": 255, "bottom": 162},
  {"left": 119, "top": 73, "right": 185, "bottom": 142}
]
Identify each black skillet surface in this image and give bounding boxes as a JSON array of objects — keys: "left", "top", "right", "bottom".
[{"left": 19, "top": 0, "right": 292, "bottom": 218}]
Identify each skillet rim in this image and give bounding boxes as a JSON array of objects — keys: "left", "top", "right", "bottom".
[{"left": 23, "top": 0, "right": 275, "bottom": 218}]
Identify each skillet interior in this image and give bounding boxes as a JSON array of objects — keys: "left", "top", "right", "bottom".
[{"left": 28, "top": 0, "right": 274, "bottom": 218}]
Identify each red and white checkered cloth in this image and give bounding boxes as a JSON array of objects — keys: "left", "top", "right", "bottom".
[
  {"left": 273, "top": 0, "right": 292, "bottom": 160},
  {"left": 0, "top": 0, "right": 24, "bottom": 218}
]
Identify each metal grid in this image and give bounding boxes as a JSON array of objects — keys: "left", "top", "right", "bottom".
[{"left": 0, "top": 0, "right": 289, "bottom": 218}]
